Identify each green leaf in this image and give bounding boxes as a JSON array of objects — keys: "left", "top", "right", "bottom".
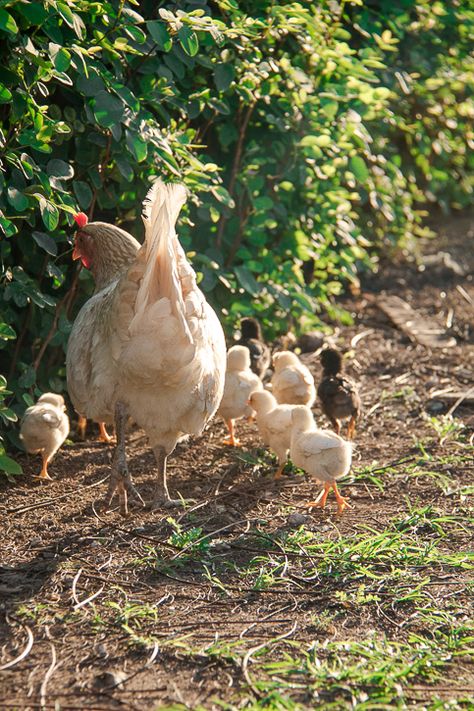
[
  {"left": 350, "top": 155, "right": 370, "bottom": 182},
  {"left": 73, "top": 180, "right": 93, "bottom": 209},
  {"left": 46, "top": 159, "right": 74, "bottom": 180},
  {"left": 92, "top": 91, "right": 125, "bottom": 128},
  {"left": 0, "top": 454, "right": 22, "bottom": 476},
  {"left": 0, "top": 8, "right": 18, "bottom": 36},
  {"left": 214, "top": 63, "right": 234, "bottom": 92},
  {"left": 0, "top": 323, "right": 16, "bottom": 340},
  {"left": 178, "top": 26, "right": 199, "bottom": 57},
  {"left": 0, "top": 83, "right": 12, "bottom": 104},
  {"left": 7, "top": 187, "right": 29, "bottom": 211},
  {"left": 0, "top": 215, "right": 17, "bottom": 237},
  {"left": 39, "top": 198, "right": 59, "bottom": 230},
  {"left": 32, "top": 230, "right": 58, "bottom": 256},
  {"left": 234, "top": 266, "right": 261, "bottom": 296},
  {"left": 147, "top": 20, "right": 172, "bottom": 51},
  {"left": 211, "top": 185, "right": 235, "bottom": 208},
  {"left": 300, "top": 134, "right": 332, "bottom": 148},
  {"left": 49, "top": 43, "right": 71, "bottom": 72},
  {"left": 126, "top": 131, "right": 148, "bottom": 163}
]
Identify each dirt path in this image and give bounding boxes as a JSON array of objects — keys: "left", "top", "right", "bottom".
[{"left": 1, "top": 213, "right": 473, "bottom": 710}]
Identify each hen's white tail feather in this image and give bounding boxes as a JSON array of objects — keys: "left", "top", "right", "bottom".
[{"left": 132, "top": 180, "right": 192, "bottom": 342}]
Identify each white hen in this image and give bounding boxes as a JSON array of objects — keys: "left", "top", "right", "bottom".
[
  {"left": 249, "top": 390, "right": 312, "bottom": 479},
  {"left": 20, "top": 393, "right": 70, "bottom": 480},
  {"left": 218, "top": 345, "right": 263, "bottom": 446},
  {"left": 290, "top": 405, "right": 352, "bottom": 514},
  {"left": 271, "top": 351, "right": 316, "bottom": 407},
  {"left": 66, "top": 181, "right": 226, "bottom": 514}
]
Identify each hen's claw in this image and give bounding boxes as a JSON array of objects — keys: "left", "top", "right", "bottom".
[{"left": 102, "top": 472, "right": 145, "bottom": 517}]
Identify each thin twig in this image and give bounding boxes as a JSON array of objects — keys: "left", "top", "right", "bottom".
[
  {"left": 0, "top": 624, "right": 34, "bottom": 671},
  {"left": 241, "top": 621, "right": 298, "bottom": 697},
  {"left": 39, "top": 641, "right": 58, "bottom": 710}
]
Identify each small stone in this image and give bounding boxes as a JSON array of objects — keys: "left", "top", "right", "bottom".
[
  {"left": 426, "top": 400, "right": 445, "bottom": 414},
  {"left": 287, "top": 512, "right": 309, "bottom": 528},
  {"left": 93, "top": 670, "right": 127, "bottom": 690}
]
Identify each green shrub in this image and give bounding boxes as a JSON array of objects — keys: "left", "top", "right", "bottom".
[{"left": 0, "top": 0, "right": 471, "bottom": 469}]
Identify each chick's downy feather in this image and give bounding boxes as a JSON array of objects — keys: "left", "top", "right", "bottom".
[
  {"left": 20, "top": 393, "right": 70, "bottom": 479},
  {"left": 271, "top": 351, "right": 316, "bottom": 407}
]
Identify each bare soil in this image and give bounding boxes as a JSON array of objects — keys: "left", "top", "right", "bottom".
[{"left": 1, "top": 212, "right": 473, "bottom": 710}]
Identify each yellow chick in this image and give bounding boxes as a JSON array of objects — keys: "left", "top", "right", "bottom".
[
  {"left": 218, "top": 345, "right": 263, "bottom": 446},
  {"left": 20, "top": 393, "right": 70, "bottom": 480},
  {"left": 290, "top": 405, "right": 352, "bottom": 514},
  {"left": 249, "top": 390, "right": 312, "bottom": 479},
  {"left": 271, "top": 351, "right": 316, "bottom": 407}
]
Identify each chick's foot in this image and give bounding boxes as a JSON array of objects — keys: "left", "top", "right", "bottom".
[{"left": 98, "top": 422, "right": 114, "bottom": 443}]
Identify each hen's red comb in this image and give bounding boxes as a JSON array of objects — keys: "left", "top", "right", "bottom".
[{"left": 74, "top": 212, "right": 88, "bottom": 228}]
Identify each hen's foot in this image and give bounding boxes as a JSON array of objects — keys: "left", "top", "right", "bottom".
[
  {"left": 102, "top": 474, "right": 145, "bottom": 517},
  {"left": 32, "top": 472, "right": 53, "bottom": 481}
]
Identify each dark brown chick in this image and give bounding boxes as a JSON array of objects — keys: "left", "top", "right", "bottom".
[
  {"left": 317, "top": 348, "right": 360, "bottom": 439},
  {"left": 237, "top": 317, "right": 271, "bottom": 380}
]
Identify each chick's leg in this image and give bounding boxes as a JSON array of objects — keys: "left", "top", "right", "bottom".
[
  {"left": 33, "top": 453, "right": 53, "bottom": 481},
  {"left": 306, "top": 482, "right": 331, "bottom": 509},
  {"left": 223, "top": 419, "right": 240, "bottom": 447},
  {"left": 77, "top": 415, "right": 87, "bottom": 439},
  {"left": 98, "top": 422, "right": 114, "bottom": 444},
  {"left": 332, "top": 482, "right": 351, "bottom": 515},
  {"left": 347, "top": 416, "right": 357, "bottom": 440},
  {"left": 103, "top": 402, "right": 143, "bottom": 516}
]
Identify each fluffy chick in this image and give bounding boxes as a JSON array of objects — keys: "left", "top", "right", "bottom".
[
  {"left": 218, "top": 345, "right": 263, "bottom": 446},
  {"left": 318, "top": 348, "right": 361, "bottom": 439},
  {"left": 237, "top": 317, "right": 271, "bottom": 380},
  {"left": 290, "top": 405, "right": 352, "bottom": 514},
  {"left": 250, "top": 390, "right": 312, "bottom": 479},
  {"left": 20, "top": 393, "right": 70, "bottom": 480},
  {"left": 271, "top": 351, "right": 316, "bottom": 407}
]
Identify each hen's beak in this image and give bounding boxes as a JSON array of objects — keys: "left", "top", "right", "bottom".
[{"left": 72, "top": 243, "right": 81, "bottom": 261}]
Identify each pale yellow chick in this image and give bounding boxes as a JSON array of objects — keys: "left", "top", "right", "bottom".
[
  {"left": 290, "top": 405, "right": 352, "bottom": 514},
  {"left": 250, "top": 390, "right": 314, "bottom": 479},
  {"left": 20, "top": 393, "right": 70, "bottom": 480},
  {"left": 218, "top": 345, "right": 263, "bottom": 446},
  {"left": 271, "top": 351, "right": 316, "bottom": 407}
]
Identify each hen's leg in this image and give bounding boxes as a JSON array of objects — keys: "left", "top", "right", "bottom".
[
  {"left": 103, "top": 402, "right": 143, "bottom": 516},
  {"left": 331, "top": 418, "right": 341, "bottom": 435},
  {"left": 151, "top": 445, "right": 189, "bottom": 510}
]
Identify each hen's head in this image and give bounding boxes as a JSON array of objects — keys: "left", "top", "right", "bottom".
[{"left": 72, "top": 214, "right": 140, "bottom": 289}]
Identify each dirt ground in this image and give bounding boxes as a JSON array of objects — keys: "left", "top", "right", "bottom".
[{"left": 1, "top": 212, "right": 473, "bottom": 710}]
